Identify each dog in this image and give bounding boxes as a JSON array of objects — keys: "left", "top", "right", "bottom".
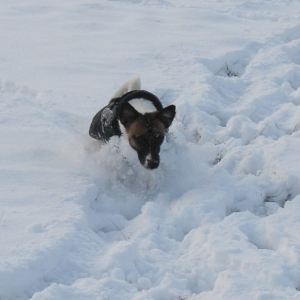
[{"left": 89, "top": 76, "right": 176, "bottom": 169}]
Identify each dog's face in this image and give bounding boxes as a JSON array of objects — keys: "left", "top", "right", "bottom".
[{"left": 119, "top": 103, "right": 176, "bottom": 169}]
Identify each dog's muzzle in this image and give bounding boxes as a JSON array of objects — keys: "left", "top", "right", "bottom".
[{"left": 143, "top": 154, "right": 160, "bottom": 169}]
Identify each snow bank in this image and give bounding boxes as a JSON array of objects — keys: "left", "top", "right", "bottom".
[{"left": 1, "top": 0, "right": 300, "bottom": 299}]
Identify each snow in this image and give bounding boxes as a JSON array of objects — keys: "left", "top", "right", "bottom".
[{"left": 1, "top": 0, "right": 300, "bottom": 299}]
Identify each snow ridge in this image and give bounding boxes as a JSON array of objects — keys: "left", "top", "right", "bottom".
[{"left": 1, "top": 1, "right": 300, "bottom": 299}]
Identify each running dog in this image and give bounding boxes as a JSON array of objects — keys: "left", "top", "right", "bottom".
[{"left": 89, "top": 76, "right": 176, "bottom": 169}]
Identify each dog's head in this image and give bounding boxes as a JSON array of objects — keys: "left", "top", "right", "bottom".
[{"left": 118, "top": 103, "right": 176, "bottom": 169}]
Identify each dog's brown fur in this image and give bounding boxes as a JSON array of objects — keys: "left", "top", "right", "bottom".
[{"left": 118, "top": 102, "right": 176, "bottom": 169}]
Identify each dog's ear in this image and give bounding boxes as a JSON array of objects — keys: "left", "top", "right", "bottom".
[
  {"left": 118, "top": 102, "right": 140, "bottom": 128},
  {"left": 157, "top": 105, "right": 176, "bottom": 129}
]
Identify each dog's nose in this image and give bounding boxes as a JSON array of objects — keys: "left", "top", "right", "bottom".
[{"left": 146, "top": 158, "right": 159, "bottom": 169}]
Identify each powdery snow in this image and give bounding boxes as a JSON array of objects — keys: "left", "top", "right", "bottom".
[{"left": 1, "top": 0, "right": 300, "bottom": 299}]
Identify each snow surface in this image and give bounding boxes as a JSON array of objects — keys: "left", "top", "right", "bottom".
[{"left": 1, "top": 0, "right": 300, "bottom": 299}]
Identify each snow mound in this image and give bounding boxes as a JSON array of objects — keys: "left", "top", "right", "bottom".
[{"left": 1, "top": 1, "right": 300, "bottom": 299}]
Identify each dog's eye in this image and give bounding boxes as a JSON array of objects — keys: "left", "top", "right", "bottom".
[
  {"left": 135, "top": 136, "right": 147, "bottom": 146},
  {"left": 154, "top": 134, "right": 164, "bottom": 143}
]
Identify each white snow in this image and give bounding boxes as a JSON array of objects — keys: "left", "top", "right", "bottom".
[{"left": 1, "top": 0, "right": 300, "bottom": 299}]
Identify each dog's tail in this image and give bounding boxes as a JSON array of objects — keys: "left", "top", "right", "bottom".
[{"left": 112, "top": 75, "right": 141, "bottom": 98}]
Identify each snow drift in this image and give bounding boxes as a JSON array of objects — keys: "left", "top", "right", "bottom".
[{"left": 1, "top": 0, "right": 300, "bottom": 299}]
